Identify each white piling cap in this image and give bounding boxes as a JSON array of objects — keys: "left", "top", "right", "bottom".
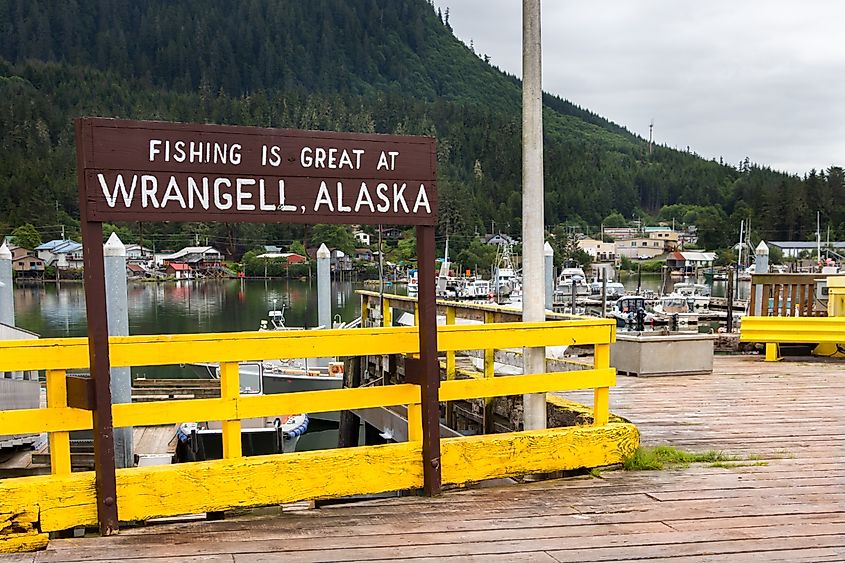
[
  {"left": 0, "top": 242, "right": 11, "bottom": 260},
  {"left": 103, "top": 232, "right": 126, "bottom": 257},
  {"left": 755, "top": 240, "right": 769, "bottom": 256},
  {"left": 317, "top": 243, "right": 331, "bottom": 259},
  {"left": 543, "top": 241, "right": 554, "bottom": 256}
]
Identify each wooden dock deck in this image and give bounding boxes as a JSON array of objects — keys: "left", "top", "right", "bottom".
[{"left": 13, "top": 355, "right": 845, "bottom": 562}]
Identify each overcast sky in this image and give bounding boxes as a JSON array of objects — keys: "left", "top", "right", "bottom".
[{"left": 432, "top": 1, "right": 844, "bottom": 175}]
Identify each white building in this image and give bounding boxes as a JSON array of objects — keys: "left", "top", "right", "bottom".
[
  {"left": 577, "top": 238, "right": 616, "bottom": 262},
  {"left": 354, "top": 231, "right": 371, "bottom": 246},
  {"left": 155, "top": 246, "right": 224, "bottom": 270},
  {"left": 125, "top": 244, "right": 154, "bottom": 262},
  {"left": 614, "top": 238, "right": 664, "bottom": 259},
  {"left": 34, "top": 240, "right": 84, "bottom": 269}
]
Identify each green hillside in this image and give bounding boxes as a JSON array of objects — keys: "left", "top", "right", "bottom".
[{"left": 0, "top": 0, "right": 842, "bottom": 256}]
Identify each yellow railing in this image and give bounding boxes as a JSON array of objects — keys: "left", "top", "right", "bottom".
[
  {"left": 0, "top": 320, "right": 637, "bottom": 553},
  {"left": 740, "top": 316, "right": 845, "bottom": 361}
]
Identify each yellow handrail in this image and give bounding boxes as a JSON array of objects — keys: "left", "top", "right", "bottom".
[{"left": 0, "top": 318, "right": 629, "bottom": 551}]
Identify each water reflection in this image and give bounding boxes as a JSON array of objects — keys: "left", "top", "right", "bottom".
[{"left": 14, "top": 279, "right": 364, "bottom": 338}]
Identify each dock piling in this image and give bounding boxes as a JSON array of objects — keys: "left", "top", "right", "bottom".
[
  {"left": 104, "top": 233, "right": 133, "bottom": 469},
  {"left": 0, "top": 242, "right": 13, "bottom": 326}
]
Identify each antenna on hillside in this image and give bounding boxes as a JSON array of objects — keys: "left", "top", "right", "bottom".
[{"left": 648, "top": 119, "right": 654, "bottom": 156}]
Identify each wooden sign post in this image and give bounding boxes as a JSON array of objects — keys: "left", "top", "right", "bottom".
[{"left": 75, "top": 118, "right": 440, "bottom": 533}]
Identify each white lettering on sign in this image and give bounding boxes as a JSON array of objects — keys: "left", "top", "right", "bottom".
[
  {"left": 413, "top": 184, "right": 431, "bottom": 214},
  {"left": 261, "top": 145, "right": 283, "bottom": 167},
  {"left": 213, "top": 178, "right": 233, "bottom": 210},
  {"left": 314, "top": 181, "right": 334, "bottom": 212},
  {"left": 141, "top": 175, "right": 160, "bottom": 208},
  {"left": 98, "top": 174, "right": 137, "bottom": 207},
  {"left": 98, "top": 173, "right": 432, "bottom": 218},
  {"left": 161, "top": 176, "right": 187, "bottom": 208},
  {"left": 98, "top": 124, "right": 434, "bottom": 221},
  {"left": 187, "top": 177, "right": 210, "bottom": 210},
  {"left": 149, "top": 139, "right": 242, "bottom": 165},
  {"left": 276, "top": 180, "right": 297, "bottom": 212},
  {"left": 300, "top": 147, "right": 365, "bottom": 170},
  {"left": 376, "top": 183, "right": 390, "bottom": 212},
  {"left": 376, "top": 150, "right": 399, "bottom": 171},
  {"left": 355, "top": 182, "right": 375, "bottom": 213}
]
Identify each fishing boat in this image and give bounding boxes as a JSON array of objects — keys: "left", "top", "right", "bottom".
[
  {"left": 589, "top": 280, "right": 626, "bottom": 299},
  {"left": 556, "top": 267, "right": 590, "bottom": 297},
  {"left": 607, "top": 295, "right": 653, "bottom": 328},
  {"left": 407, "top": 269, "right": 419, "bottom": 295},
  {"left": 492, "top": 242, "right": 521, "bottom": 300},
  {"left": 671, "top": 282, "right": 711, "bottom": 311},
  {"left": 651, "top": 295, "right": 699, "bottom": 326},
  {"left": 189, "top": 304, "right": 347, "bottom": 421},
  {"left": 175, "top": 364, "right": 308, "bottom": 462},
  {"left": 460, "top": 277, "right": 492, "bottom": 299}
]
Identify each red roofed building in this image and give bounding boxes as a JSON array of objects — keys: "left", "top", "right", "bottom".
[{"left": 166, "top": 262, "right": 193, "bottom": 280}]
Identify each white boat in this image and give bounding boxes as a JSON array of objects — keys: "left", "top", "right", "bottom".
[
  {"left": 460, "top": 278, "right": 492, "bottom": 299},
  {"left": 492, "top": 242, "right": 521, "bottom": 299},
  {"left": 407, "top": 269, "right": 418, "bottom": 294},
  {"left": 189, "top": 304, "right": 345, "bottom": 421},
  {"left": 175, "top": 369, "right": 309, "bottom": 462},
  {"left": 672, "top": 282, "right": 711, "bottom": 311},
  {"left": 556, "top": 267, "right": 590, "bottom": 297},
  {"left": 651, "top": 295, "right": 699, "bottom": 325},
  {"left": 608, "top": 295, "right": 652, "bottom": 327},
  {"left": 589, "top": 280, "right": 625, "bottom": 298}
]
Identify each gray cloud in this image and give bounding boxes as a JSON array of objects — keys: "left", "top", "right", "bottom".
[{"left": 433, "top": 0, "right": 844, "bottom": 174}]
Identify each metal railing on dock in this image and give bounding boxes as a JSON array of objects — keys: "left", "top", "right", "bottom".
[{"left": 0, "top": 317, "right": 637, "bottom": 553}]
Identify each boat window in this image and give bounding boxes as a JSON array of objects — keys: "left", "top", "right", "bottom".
[{"left": 239, "top": 363, "right": 262, "bottom": 395}]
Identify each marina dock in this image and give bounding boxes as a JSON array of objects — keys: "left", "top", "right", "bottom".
[{"left": 16, "top": 355, "right": 843, "bottom": 562}]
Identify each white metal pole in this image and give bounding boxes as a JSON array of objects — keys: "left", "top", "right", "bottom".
[
  {"left": 0, "top": 242, "right": 13, "bottom": 326},
  {"left": 522, "top": 0, "right": 546, "bottom": 430},
  {"left": 103, "top": 233, "right": 133, "bottom": 468}
]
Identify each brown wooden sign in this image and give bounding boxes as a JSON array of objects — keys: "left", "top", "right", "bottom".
[
  {"left": 76, "top": 118, "right": 437, "bottom": 225},
  {"left": 74, "top": 117, "right": 442, "bottom": 535}
]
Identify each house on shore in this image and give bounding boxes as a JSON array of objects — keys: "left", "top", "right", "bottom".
[
  {"left": 615, "top": 238, "right": 664, "bottom": 260},
  {"left": 666, "top": 251, "right": 717, "bottom": 274},
  {"left": 8, "top": 246, "right": 45, "bottom": 277},
  {"left": 35, "top": 240, "right": 84, "bottom": 270},
  {"left": 125, "top": 244, "right": 154, "bottom": 263},
  {"left": 156, "top": 246, "right": 223, "bottom": 273},
  {"left": 166, "top": 262, "right": 193, "bottom": 280},
  {"left": 577, "top": 238, "right": 616, "bottom": 262}
]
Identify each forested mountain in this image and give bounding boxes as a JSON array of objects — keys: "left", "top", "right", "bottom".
[{"left": 0, "top": 0, "right": 842, "bottom": 256}]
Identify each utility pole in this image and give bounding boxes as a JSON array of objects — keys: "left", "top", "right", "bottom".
[
  {"left": 522, "top": 0, "right": 546, "bottom": 430},
  {"left": 648, "top": 119, "right": 654, "bottom": 156}
]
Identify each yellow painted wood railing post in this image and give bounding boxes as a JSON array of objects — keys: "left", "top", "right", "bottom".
[
  {"left": 445, "top": 306, "right": 456, "bottom": 380},
  {"left": 483, "top": 311, "right": 495, "bottom": 433},
  {"left": 219, "top": 361, "right": 242, "bottom": 458},
  {"left": 46, "top": 369, "right": 72, "bottom": 475},
  {"left": 483, "top": 312, "right": 495, "bottom": 379},
  {"left": 382, "top": 298, "right": 392, "bottom": 327},
  {"left": 360, "top": 295, "right": 369, "bottom": 327},
  {"left": 765, "top": 342, "right": 781, "bottom": 362},
  {"left": 407, "top": 402, "right": 422, "bottom": 442},
  {"left": 592, "top": 343, "right": 610, "bottom": 426}
]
